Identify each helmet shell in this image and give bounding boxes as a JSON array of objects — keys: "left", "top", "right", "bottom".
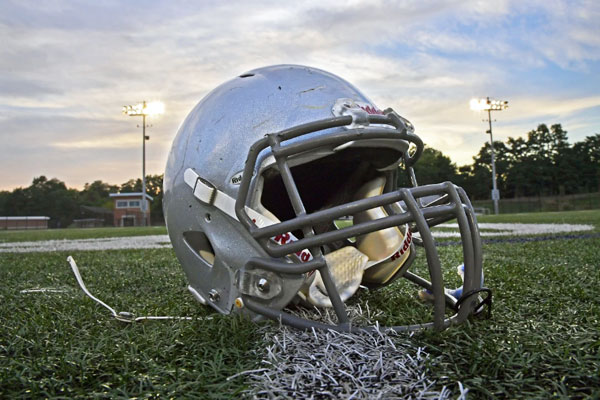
[{"left": 164, "top": 65, "right": 377, "bottom": 316}]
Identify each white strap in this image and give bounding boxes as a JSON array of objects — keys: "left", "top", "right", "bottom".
[
  {"left": 184, "top": 168, "right": 278, "bottom": 228},
  {"left": 184, "top": 168, "right": 312, "bottom": 262},
  {"left": 67, "top": 255, "right": 118, "bottom": 317},
  {"left": 67, "top": 256, "right": 203, "bottom": 323}
]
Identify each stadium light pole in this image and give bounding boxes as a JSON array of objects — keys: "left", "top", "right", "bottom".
[
  {"left": 470, "top": 97, "right": 508, "bottom": 215},
  {"left": 122, "top": 101, "right": 165, "bottom": 226}
]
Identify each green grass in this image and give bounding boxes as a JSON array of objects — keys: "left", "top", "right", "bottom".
[
  {"left": 478, "top": 209, "right": 600, "bottom": 226},
  {"left": 363, "top": 209, "right": 600, "bottom": 398},
  {"left": 1, "top": 210, "right": 599, "bottom": 398},
  {"left": 0, "top": 226, "right": 167, "bottom": 243},
  {"left": 363, "top": 235, "right": 600, "bottom": 398},
  {"left": 0, "top": 249, "right": 259, "bottom": 398},
  {"left": 423, "top": 236, "right": 599, "bottom": 398}
]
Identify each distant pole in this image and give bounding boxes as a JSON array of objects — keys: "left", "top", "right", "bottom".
[
  {"left": 142, "top": 109, "right": 147, "bottom": 226},
  {"left": 123, "top": 101, "right": 164, "bottom": 226},
  {"left": 486, "top": 107, "right": 500, "bottom": 215},
  {"left": 470, "top": 97, "right": 508, "bottom": 215}
]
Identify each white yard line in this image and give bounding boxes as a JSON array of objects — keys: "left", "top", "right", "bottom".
[
  {"left": 0, "top": 223, "right": 595, "bottom": 252},
  {"left": 433, "top": 223, "right": 594, "bottom": 237},
  {"left": 0, "top": 235, "right": 171, "bottom": 253},
  {"left": 235, "top": 308, "right": 466, "bottom": 399}
]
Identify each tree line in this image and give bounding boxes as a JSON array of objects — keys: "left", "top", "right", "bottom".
[
  {"left": 406, "top": 124, "right": 599, "bottom": 200},
  {"left": 0, "top": 175, "right": 164, "bottom": 228},
  {"left": 0, "top": 123, "right": 598, "bottom": 227}
]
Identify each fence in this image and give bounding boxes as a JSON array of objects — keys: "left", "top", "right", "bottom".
[{"left": 472, "top": 192, "right": 600, "bottom": 214}]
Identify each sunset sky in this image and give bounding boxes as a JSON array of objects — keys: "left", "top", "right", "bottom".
[{"left": 1, "top": 0, "right": 599, "bottom": 190}]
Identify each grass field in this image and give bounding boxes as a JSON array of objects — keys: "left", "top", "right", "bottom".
[{"left": 1, "top": 210, "right": 599, "bottom": 398}]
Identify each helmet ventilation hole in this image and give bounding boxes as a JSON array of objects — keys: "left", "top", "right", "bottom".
[
  {"left": 239, "top": 73, "right": 254, "bottom": 78},
  {"left": 183, "top": 231, "right": 216, "bottom": 266}
]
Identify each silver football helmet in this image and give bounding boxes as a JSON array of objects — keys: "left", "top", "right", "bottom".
[{"left": 164, "top": 65, "right": 491, "bottom": 332}]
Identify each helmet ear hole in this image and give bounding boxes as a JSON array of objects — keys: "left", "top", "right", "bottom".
[{"left": 183, "top": 231, "right": 215, "bottom": 266}]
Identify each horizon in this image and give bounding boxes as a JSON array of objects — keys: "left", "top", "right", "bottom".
[
  {"left": 0, "top": 120, "right": 589, "bottom": 192},
  {"left": 1, "top": 1, "right": 599, "bottom": 191}
]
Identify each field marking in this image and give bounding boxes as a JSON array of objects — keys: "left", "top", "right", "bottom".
[
  {"left": 20, "top": 287, "right": 70, "bottom": 294},
  {"left": 237, "top": 309, "right": 466, "bottom": 399},
  {"left": 0, "top": 223, "right": 595, "bottom": 252},
  {"left": 0, "top": 235, "right": 171, "bottom": 253},
  {"left": 433, "top": 223, "right": 594, "bottom": 237}
]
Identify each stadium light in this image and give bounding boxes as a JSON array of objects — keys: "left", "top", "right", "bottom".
[
  {"left": 122, "top": 101, "right": 164, "bottom": 226},
  {"left": 470, "top": 97, "right": 509, "bottom": 215}
]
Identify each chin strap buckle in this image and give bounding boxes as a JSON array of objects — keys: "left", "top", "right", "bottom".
[
  {"left": 184, "top": 168, "right": 218, "bottom": 206},
  {"left": 454, "top": 287, "right": 493, "bottom": 319},
  {"left": 115, "top": 311, "right": 137, "bottom": 323}
]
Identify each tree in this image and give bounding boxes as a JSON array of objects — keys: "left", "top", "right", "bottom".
[
  {"left": 572, "top": 134, "right": 600, "bottom": 192},
  {"left": 145, "top": 174, "right": 164, "bottom": 224},
  {"left": 29, "top": 176, "right": 80, "bottom": 228},
  {"left": 517, "top": 124, "right": 574, "bottom": 195},
  {"left": 398, "top": 146, "right": 459, "bottom": 187},
  {"left": 1, "top": 176, "right": 79, "bottom": 227},
  {"left": 3, "top": 187, "right": 28, "bottom": 216},
  {"left": 504, "top": 137, "right": 530, "bottom": 197},
  {"left": 144, "top": 174, "right": 163, "bottom": 198},
  {"left": 80, "top": 180, "right": 119, "bottom": 208},
  {"left": 1, "top": 174, "right": 167, "bottom": 228},
  {"left": 460, "top": 141, "right": 509, "bottom": 199},
  {"left": 456, "top": 163, "right": 492, "bottom": 200},
  {"left": 583, "top": 134, "right": 600, "bottom": 162},
  {"left": 0, "top": 191, "right": 10, "bottom": 215},
  {"left": 119, "top": 178, "right": 142, "bottom": 193},
  {"left": 464, "top": 124, "right": 596, "bottom": 198},
  {"left": 549, "top": 124, "right": 570, "bottom": 158}
]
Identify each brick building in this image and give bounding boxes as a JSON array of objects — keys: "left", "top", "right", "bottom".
[{"left": 109, "top": 193, "right": 153, "bottom": 227}]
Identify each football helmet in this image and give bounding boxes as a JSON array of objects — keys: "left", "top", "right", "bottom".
[{"left": 164, "top": 65, "right": 491, "bottom": 332}]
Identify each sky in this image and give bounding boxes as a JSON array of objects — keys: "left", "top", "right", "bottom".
[{"left": 1, "top": 0, "right": 599, "bottom": 191}]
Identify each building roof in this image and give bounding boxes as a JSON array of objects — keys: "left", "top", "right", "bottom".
[
  {"left": 109, "top": 192, "right": 154, "bottom": 201},
  {"left": 0, "top": 216, "right": 50, "bottom": 220},
  {"left": 80, "top": 205, "right": 114, "bottom": 215}
]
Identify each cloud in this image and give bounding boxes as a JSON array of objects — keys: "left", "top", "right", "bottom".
[
  {"left": 0, "top": 0, "right": 599, "bottom": 189},
  {"left": 509, "top": 96, "right": 600, "bottom": 120},
  {"left": 51, "top": 137, "right": 139, "bottom": 150}
]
